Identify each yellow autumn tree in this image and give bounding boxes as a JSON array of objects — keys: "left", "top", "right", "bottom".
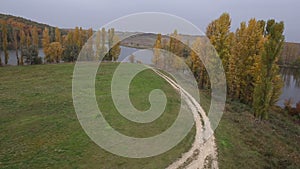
[
  {"left": 19, "top": 30, "right": 26, "bottom": 65},
  {"left": 152, "top": 33, "right": 162, "bottom": 68},
  {"left": 47, "top": 42, "right": 63, "bottom": 63},
  {"left": 42, "top": 27, "right": 50, "bottom": 59},
  {"left": 111, "top": 35, "right": 121, "bottom": 61},
  {"left": 55, "top": 27, "right": 61, "bottom": 43},
  {"left": 189, "top": 37, "right": 208, "bottom": 88},
  {"left": 206, "top": 13, "right": 231, "bottom": 73}
]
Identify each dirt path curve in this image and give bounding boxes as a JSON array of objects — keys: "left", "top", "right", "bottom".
[{"left": 151, "top": 69, "right": 219, "bottom": 169}]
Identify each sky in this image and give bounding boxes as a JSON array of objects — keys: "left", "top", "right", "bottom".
[{"left": 1, "top": 0, "right": 300, "bottom": 42}]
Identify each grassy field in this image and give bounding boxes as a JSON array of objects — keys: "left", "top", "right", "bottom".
[
  {"left": 0, "top": 63, "right": 195, "bottom": 169},
  {"left": 1, "top": 63, "right": 299, "bottom": 169},
  {"left": 198, "top": 90, "right": 300, "bottom": 169}
]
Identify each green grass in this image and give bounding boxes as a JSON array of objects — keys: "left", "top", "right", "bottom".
[
  {"left": 199, "top": 91, "right": 300, "bottom": 169},
  {"left": 0, "top": 63, "right": 195, "bottom": 169},
  {"left": 2, "top": 62, "right": 299, "bottom": 169}
]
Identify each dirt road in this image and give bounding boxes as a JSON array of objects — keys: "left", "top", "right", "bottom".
[{"left": 152, "top": 69, "right": 219, "bottom": 169}]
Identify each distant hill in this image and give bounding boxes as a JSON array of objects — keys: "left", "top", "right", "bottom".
[
  {"left": 0, "top": 13, "right": 68, "bottom": 49},
  {"left": 0, "top": 13, "right": 54, "bottom": 32},
  {"left": 119, "top": 32, "right": 203, "bottom": 49}
]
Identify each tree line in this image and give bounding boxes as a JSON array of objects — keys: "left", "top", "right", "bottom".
[
  {"left": 0, "top": 19, "right": 121, "bottom": 65},
  {"left": 153, "top": 13, "right": 285, "bottom": 120}
]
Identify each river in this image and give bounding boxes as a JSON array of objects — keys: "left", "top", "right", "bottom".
[{"left": 277, "top": 68, "right": 300, "bottom": 107}]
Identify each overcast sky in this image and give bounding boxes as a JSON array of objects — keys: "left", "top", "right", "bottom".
[{"left": 1, "top": 0, "right": 299, "bottom": 42}]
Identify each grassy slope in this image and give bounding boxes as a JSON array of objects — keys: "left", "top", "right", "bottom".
[
  {"left": 199, "top": 90, "right": 300, "bottom": 169},
  {"left": 0, "top": 63, "right": 195, "bottom": 169}
]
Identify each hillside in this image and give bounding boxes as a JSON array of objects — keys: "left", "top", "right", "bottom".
[
  {"left": 0, "top": 13, "right": 53, "bottom": 31},
  {"left": 0, "top": 13, "right": 67, "bottom": 49}
]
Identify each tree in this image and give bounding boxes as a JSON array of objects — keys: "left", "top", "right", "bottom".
[
  {"left": 167, "top": 30, "right": 183, "bottom": 69},
  {"left": 111, "top": 35, "right": 121, "bottom": 61},
  {"left": 74, "top": 27, "right": 80, "bottom": 47},
  {"left": 229, "top": 19, "right": 265, "bottom": 104},
  {"left": 129, "top": 54, "right": 135, "bottom": 63},
  {"left": 19, "top": 30, "right": 26, "bottom": 65},
  {"left": 152, "top": 33, "right": 162, "bottom": 67},
  {"left": 94, "top": 28, "right": 107, "bottom": 60},
  {"left": 13, "top": 29, "right": 20, "bottom": 65},
  {"left": 169, "top": 30, "right": 182, "bottom": 57},
  {"left": 24, "top": 28, "right": 41, "bottom": 65},
  {"left": 47, "top": 42, "right": 63, "bottom": 63},
  {"left": 206, "top": 13, "right": 231, "bottom": 73},
  {"left": 32, "top": 27, "right": 39, "bottom": 47},
  {"left": 62, "top": 43, "right": 79, "bottom": 62},
  {"left": 62, "top": 30, "right": 80, "bottom": 62},
  {"left": 42, "top": 27, "right": 50, "bottom": 59},
  {"left": 26, "top": 33, "right": 31, "bottom": 48},
  {"left": 104, "top": 28, "right": 116, "bottom": 61},
  {"left": 189, "top": 37, "right": 208, "bottom": 88},
  {"left": 31, "top": 26, "right": 39, "bottom": 56},
  {"left": 253, "top": 20, "right": 285, "bottom": 119},
  {"left": 2, "top": 20, "right": 9, "bottom": 65},
  {"left": 55, "top": 27, "right": 61, "bottom": 43},
  {"left": 78, "top": 27, "right": 83, "bottom": 48}
]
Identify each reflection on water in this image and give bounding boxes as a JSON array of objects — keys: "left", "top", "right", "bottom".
[
  {"left": 0, "top": 49, "right": 45, "bottom": 65},
  {"left": 277, "top": 68, "right": 300, "bottom": 107}
]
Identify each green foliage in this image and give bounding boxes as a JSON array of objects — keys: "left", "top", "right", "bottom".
[
  {"left": 62, "top": 44, "right": 79, "bottom": 62},
  {"left": 253, "top": 20, "right": 285, "bottom": 119},
  {"left": 25, "top": 45, "right": 41, "bottom": 65},
  {"left": 103, "top": 28, "right": 120, "bottom": 61},
  {"left": 205, "top": 14, "right": 285, "bottom": 120}
]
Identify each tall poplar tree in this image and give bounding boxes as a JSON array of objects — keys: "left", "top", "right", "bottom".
[
  {"left": 2, "top": 20, "right": 9, "bottom": 65},
  {"left": 55, "top": 27, "right": 61, "bottom": 43},
  {"left": 13, "top": 29, "right": 20, "bottom": 65},
  {"left": 19, "top": 30, "right": 26, "bottom": 65},
  {"left": 253, "top": 20, "right": 284, "bottom": 119},
  {"left": 206, "top": 13, "right": 231, "bottom": 73},
  {"left": 153, "top": 33, "right": 162, "bottom": 67},
  {"left": 43, "top": 28, "right": 51, "bottom": 61}
]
